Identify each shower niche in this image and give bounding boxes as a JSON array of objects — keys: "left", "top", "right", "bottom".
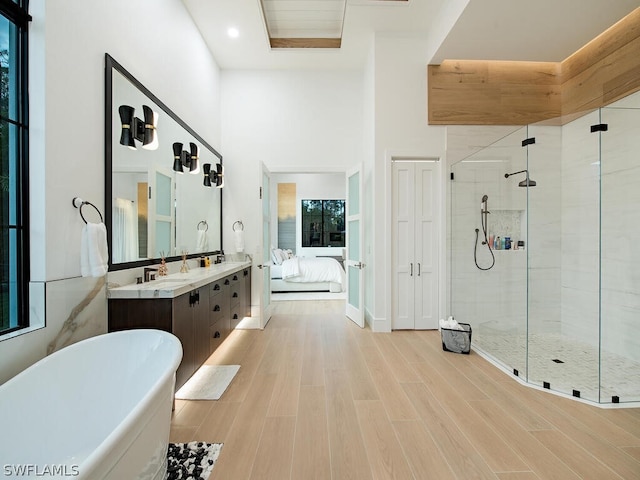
[
  {"left": 450, "top": 90, "right": 640, "bottom": 406},
  {"left": 486, "top": 209, "right": 524, "bottom": 250}
]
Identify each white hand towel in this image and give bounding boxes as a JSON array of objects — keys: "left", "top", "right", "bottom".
[
  {"left": 196, "top": 230, "right": 208, "bottom": 252},
  {"left": 81, "top": 222, "right": 109, "bottom": 277},
  {"left": 234, "top": 229, "right": 245, "bottom": 253}
]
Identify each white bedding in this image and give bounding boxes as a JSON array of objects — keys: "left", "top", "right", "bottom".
[
  {"left": 276, "top": 257, "right": 345, "bottom": 290},
  {"left": 270, "top": 264, "right": 283, "bottom": 279}
]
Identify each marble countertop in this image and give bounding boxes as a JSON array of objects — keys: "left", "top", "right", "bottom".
[{"left": 107, "top": 261, "right": 252, "bottom": 299}]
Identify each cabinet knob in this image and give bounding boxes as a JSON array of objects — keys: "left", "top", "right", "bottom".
[
  {"left": 224, "top": 279, "right": 230, "bottom": 285},
  {"left": 232, "top": 292, "right": 238, "bottom": 298},
  {"left": 233, "top": 275, "right": 238, "bottom": 281},
  {"left": 213, "top": 284, "right": 220, "bottom": 291},
  {"left": 213, "top": 305, "right": 221, "bottom": 312},
  {"left": 233, "top": 314, "right": 238, "bottom": 319},
  {"left": 213, "top": 331, "right": 221, "bottom": 339}
]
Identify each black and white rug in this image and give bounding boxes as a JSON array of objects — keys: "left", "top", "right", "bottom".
[{"left": 166, "top": 442, "right": 223, "bottom": 480}]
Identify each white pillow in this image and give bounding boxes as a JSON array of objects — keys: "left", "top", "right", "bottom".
[
  {"left": 275, "top": 248, "right": 287, "bottom": 264},
  {"left": 270, "top": 248, "right": 279, "bottom": 265}
]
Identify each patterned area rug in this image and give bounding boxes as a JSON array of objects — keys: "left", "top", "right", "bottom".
[{"left": 166, "top": 442, "right": 223, "bottom": 480}]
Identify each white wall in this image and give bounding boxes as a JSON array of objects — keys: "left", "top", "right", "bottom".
[
  {"left": 270, "top": 173, "right": 346, "bottom": 257},
  {"left": 0, "top": 0, "right": 222, "bottom": 384},
  {"left": 220, "top": 70, "right": 364, "bottom": 311},
  {"left": 371, "top": 35, "right": 446, "bottom": 331}
]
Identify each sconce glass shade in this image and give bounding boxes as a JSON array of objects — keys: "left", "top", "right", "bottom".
[
  {"left": 172, "top": 142, "right": 184, "bottom": 173},
  {"left": 118, "top": 105, "right": 136, "bottom": 149},
  {"left": 203, "top": 163, "right": 212, "bottom": 186},
  {"left": 189, "top": 142, "right": 200, "bottom": 174},
  {"left": 142, "top": 105, "right": 159, "bottom": 150}
]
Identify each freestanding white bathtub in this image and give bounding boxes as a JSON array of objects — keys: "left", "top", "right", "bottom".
[{"left": 0, "top": 329, "right": 182, "bottom": 479}]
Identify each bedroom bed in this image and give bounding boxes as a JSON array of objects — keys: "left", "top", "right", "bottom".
[{"left": 270, "top": 255, "right": 345, "bottom": 293}]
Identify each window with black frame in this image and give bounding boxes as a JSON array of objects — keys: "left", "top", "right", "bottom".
[
  {"left": 0, "top": 0, "right": 29, "bottom": 335},
  {"left": 301, "top": 200, "right": 345, "bottom": 248}
]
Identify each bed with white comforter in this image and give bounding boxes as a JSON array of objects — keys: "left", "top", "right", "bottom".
[{"left": 270, "top": 256, "right": 345, "bottom": 292}]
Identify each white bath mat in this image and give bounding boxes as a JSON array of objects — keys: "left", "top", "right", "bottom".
[
  {"left": 175, "top": 365, "right": 240, "bottom": 400},
  {"left": 166, "top": 441, "right": 222, "bottom": 480}
]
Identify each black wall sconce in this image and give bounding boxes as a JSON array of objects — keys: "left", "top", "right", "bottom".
[
  {"left": 118, "top": 105, "right": 158, "bottom": 150},
  {"left": 203, "top": 163, "right": 224, "bottom": 188},
  {"left": 172, "top": 142, "right": 200, "bottom": 174}
]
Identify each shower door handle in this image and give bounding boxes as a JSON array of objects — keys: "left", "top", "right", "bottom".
[
  {"left": 410, "top": 263, "right": 413, "bottom": 276},
  {"left": 417, "top": 263, "right": 421, "bottom": 276}
]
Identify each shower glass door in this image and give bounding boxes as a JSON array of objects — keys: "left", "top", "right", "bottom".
[
  {"left": 450, "top": 127, "right": 528, "bottom": 376},
  {"left": 600, "top": 92, "right": 640, "bottom": 403}
]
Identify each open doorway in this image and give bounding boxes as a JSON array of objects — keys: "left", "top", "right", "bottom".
[{"left": 268, "top": 172, "right": 347, "bottom": 303}]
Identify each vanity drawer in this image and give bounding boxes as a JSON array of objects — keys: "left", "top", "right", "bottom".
[
  {"left": 209, "top": 317, "right": 229, "bottom": 353},
  {"left": 209, "top": 280, "right": 226, "bottom": 297},
  {"left": 230, "top": 306, "right": 242, "bottom": 330},
  {"left": 210, "top": 293, "right": 228, "bottom": 325},
  {"left": 229, "top": 288, "right": 241, "bottom": 309}
]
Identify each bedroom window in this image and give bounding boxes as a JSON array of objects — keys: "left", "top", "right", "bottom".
[{"left": 301, "top": 200, "right": 345, "bottom": 248}]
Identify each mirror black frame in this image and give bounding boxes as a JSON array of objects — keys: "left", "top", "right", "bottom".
[{"left": 105, "top": 53, "right": 223, "bottom": 271}]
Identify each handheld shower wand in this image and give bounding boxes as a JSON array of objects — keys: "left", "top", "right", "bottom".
[
  {"left": 474, "top": 194, "right": 495, "bottom": 270},
  {"left": 480, "top": 195, "right": 489, "bottom": 244}
]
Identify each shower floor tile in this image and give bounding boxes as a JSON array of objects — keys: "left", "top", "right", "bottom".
[{"left": 473, "top": 330, "right": 640, "bottom": 403}]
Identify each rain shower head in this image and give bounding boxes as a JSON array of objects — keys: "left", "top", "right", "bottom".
[
  {"left": 505, "top": 170, "right": 537, "bottom": 187},
  {"left": 518, "top": 178, "right": 536, "bottom": 187}
]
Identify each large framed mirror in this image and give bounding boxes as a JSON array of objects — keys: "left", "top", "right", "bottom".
[{"left": 105, "top": 53, "right": 222, "bottom": 271}]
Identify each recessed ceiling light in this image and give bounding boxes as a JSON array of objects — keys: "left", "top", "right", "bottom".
[{"left": 227, "top": 27, "right": 239, "bottom": 39}]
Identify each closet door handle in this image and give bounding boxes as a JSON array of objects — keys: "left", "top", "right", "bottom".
[
  {"left": 410, "top": 263, "right": 413, "bottom": 276},
  {"left": 418, "top": 263, "right": 421, "bottom": 276}
]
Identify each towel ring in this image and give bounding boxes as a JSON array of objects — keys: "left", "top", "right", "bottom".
[
  {"left": 233, "top": 221, "right": 244, "bottom": 231},
  {"left": 197, "top": 220, "right": 209, "bottom": 232},
  {"left": 72, "top": 197, "right": 103, "bottom": 224}
]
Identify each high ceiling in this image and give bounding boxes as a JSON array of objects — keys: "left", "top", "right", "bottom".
[{"left": 181, "top": 0, "right": 640, "bottom": 70}]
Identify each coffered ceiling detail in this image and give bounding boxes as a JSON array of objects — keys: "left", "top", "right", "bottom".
[{"left": 260, "top": 0, "right": 407, "bottom": 49}]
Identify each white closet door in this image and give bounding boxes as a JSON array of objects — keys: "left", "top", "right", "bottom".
[
  {"left": 414, "top": 164, "right": 438, "bottom": 329},
  {"left": 392, "top": 161, "right": 439, "bottom": 330},
  {"left": 392, "top": 162, "right": 416, "bottom": 329}
]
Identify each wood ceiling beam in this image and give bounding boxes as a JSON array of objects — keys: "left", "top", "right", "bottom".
[
  {"left": 270, "top": 38, "right": 342, "bottom": 49},
  {"left": 427, "top": 7, "right": 640, "bottom": 125}
]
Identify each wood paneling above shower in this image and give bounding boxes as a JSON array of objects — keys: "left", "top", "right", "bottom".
[{"left": 428, "top": 7, "right": 640, "bottom": 126}]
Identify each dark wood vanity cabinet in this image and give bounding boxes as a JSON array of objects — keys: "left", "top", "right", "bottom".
[{"left": 108, "top": 267, "right": 251, "bottom": 389}]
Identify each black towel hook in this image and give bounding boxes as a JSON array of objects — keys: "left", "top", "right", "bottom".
[{"left": 72, "top": 197, "right": 103, "bottom": 224}]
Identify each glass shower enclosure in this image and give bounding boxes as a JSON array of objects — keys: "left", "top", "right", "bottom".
[{"left": 450, "top": 90, "right": 640, "bottom": 405}]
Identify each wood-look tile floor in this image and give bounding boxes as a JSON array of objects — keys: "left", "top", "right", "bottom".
[{"left": 169, "top": 300, "right": 640, "bottom": 480}]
